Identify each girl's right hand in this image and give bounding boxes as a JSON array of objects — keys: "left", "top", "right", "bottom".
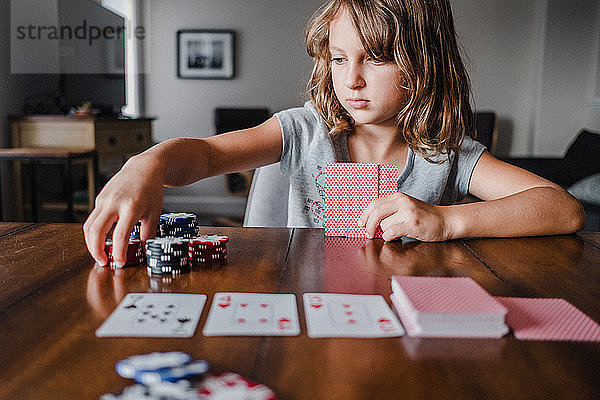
[{"left": 83, "top": 153, "right": 165, "bottom": 267}]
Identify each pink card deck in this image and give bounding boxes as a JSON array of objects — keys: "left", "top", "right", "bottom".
[{"left": 324, "top": 163, "right": 399, "bottom": 238}]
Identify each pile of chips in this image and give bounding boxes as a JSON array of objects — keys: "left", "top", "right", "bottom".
[
  {"left": 188, "top": 235, "right": 229, "bottom": 266},
  {"left": 104, "top": 213, "right": 229, "bottom": 273},
  {"left": 146, "top": 237, "right": 190, "bottom": 275},
  {"left": 100, "top": 352, "right": 277, "bottom": 400},
  {"left": 159, "top": 213, "right": 199, "bottom": 239},
  {"left": 105, "top": 238, "right": 145, "bottom": 268}
]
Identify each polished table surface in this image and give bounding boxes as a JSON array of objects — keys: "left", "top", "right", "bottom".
[{"left": 0, "top": 223, "right": 599, "bottom": 399}]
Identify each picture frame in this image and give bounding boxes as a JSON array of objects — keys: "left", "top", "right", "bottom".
[{"left": 177, "top": 30, "right": 235, "bottom": 79}]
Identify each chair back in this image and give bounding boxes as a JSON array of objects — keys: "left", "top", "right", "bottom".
[
  {"left": 474, "top": 111, "right": 498, "bottom": 153},
  {"left": 243, "top": 162, "right": 290, "bottom": 227}
]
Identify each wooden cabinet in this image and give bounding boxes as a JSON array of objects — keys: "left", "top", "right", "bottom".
[
  {"left": 8, "top": 115, "right": 153, "bottom": 220},
  {"left": 10, "top": 115, "right": 154, "bottom": 176}
]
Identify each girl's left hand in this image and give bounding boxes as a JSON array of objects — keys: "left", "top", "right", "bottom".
[{"left": 357, "top": 193, "right": 453, "bottom": 242}]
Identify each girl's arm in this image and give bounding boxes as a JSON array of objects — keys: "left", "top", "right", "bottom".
[
  {"left": 84, "top": 116, "right": 283, "bottom": 266},
  {"left": 359, "top": 152, "right": 586, "bottom": 241},
  {"left": 445, "top": 151, "right": 586, "bottom": 238}
]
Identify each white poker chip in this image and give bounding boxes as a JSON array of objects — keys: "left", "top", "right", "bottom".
[
  {"left": 115, "top": 352, "right": 192, "bottom": 379},
  {"left": 135, "top": 360, "right": 209, "bottom": 384}
]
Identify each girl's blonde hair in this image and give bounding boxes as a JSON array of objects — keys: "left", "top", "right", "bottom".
[{"left": 306, "top": 0, "right": 473, "bottom": 160}]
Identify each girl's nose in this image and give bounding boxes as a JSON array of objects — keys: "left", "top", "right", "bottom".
[{"left": 344, "top": 64, "right": 365, "bottom": 90}]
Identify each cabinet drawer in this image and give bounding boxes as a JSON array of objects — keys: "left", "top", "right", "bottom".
[
  {"left": 95, "top": 123, "right": 152, "bottom": 156},
  {"left": 13, "top": 121, "right": 95, "bottom": 148}
]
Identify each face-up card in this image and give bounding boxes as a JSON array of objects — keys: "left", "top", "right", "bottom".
[
  {"left": 324, "top": 163, "right": 379, "bottom": 238},
  {"left": 303, "top": 293, "right": 404, "bottom": 338},
  {"left": 96, "top": 293, "right": 206, "bottom": 338},
  {"left": 496, "top": 297, "right": 600, "bottom": 342},
  {"left": 202, "top": 293, "right": 300, "bottom": 336}
]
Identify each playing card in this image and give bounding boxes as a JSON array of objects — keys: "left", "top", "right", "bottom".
[
  {"left": 303, "top": 293, "right": 404, "bottom": 338},
  {"left": 202, "top": 292, "right": 300, "bottom": 336},
  {"left": 95, "top": 293, "right": 207, "bottom": 338},
  {"left": 390, "top": 276, "right": 509, "bottom": 338},
  {"left": 496, "top": 297, "right": 600, "bottom": 342},
  {"left": 324, "top": 163, "right": 378, "bottom": 238},
  {"left": 378, "top": 164, "right": 399, "bottom": 197}
]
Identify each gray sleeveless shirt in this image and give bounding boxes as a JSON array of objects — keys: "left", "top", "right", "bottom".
[{"left": 276, "top": 101, "right": 485, "bottom": 228}]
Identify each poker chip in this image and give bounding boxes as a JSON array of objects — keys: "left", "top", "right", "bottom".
[
  {"left": 146, "top": 237, "right": 190, "bottom": 275},
  {"left": 188, "top": 235, "right": 229, "bottom": 266},
  {"left": 159, "top": 213, "right": 199, "bottom": 239},
  {"left": 130, "top": 221, "right": 142, "bottom": 239},
  {"left": 134, "top": 360, "right": 209, "bottom": 385},
  {"left": 105, "top": 238, "right": 146, "bottom": 268},
  {"left": 116, "top": 352, "right": 192, "bottom": 379},
  {"left": 197, "top": 372, "right": 277, "bottom": 400}
]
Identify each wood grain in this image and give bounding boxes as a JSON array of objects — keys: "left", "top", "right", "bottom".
[
  {"left": 0, "top": 226, "right": 292, "bottom": 399},
  {"left": 1, "top": 226, "right": 599, "bottom": 400},
  {"left": 0, "top": 222, "right": 32, "bottom": 237}
]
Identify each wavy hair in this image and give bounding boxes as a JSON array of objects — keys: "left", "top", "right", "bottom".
[{"left": 305, "top": 0, "right": 474, "bottom": 160}]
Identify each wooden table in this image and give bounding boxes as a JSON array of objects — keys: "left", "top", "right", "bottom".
[{"left": 0, "top": 224, "right": 599, "bottom": 399}]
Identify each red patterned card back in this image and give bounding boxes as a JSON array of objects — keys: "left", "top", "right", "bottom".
[
  {"left": 324, "top": 163, "right": 378, "bottom": 237},
  {"left": 391, "top": 276, "right": 507, "bottom": 315},
  {"left": 497, "top": 297, "right": 600, "bottom": 341}
]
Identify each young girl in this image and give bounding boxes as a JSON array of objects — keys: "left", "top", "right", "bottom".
[{"left": 85, "top": 0, "right": 585, "bottom": 266}]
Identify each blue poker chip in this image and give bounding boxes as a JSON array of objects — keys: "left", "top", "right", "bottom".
[
  {"left": 130, "top": 221, "right": 142, "bottom": 239},
  {"left": 134, "top": 360, "right": 210, "bottom": 385},
  {"left": 159, "top": 213, "right": 197, "bottom": 223},
  {"left": 115, "top": 352, "right": 192, "bottom": 379}
]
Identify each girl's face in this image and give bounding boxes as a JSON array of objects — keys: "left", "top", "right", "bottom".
[{"left": 329, "top": 8, "right": 407, "bottom": 130}]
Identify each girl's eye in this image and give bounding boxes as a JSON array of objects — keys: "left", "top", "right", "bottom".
[
  {"left": 331, "top": 57, "right": 346, "bottom": 65},
  {"left": 367, "top": 58, "right": 386, "bottom": 66}
]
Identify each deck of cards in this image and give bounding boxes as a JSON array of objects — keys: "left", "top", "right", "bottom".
[
  {"left": 324, "top": 162, "right": 399, "bottom": 238},
  {"left": 390, "top": 276, "right": 510, "bottom": 338}
]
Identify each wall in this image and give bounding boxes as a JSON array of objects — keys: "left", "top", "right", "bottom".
[
  {"left": 145, "top": 0, "right": 323, "bottom": 215},
  {"left": 0, "top": 0, "right": 61, "bottom": 218},
  {"left": 453, "top": 0, "right": 600, "bottom": 156}
]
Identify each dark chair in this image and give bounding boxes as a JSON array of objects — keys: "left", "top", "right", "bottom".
[
  {"left": 474, "top": 111, "right": 498, "bottom": 154},
  {"left": 502, "top": 130, "right": 600, "bottom": 188}
]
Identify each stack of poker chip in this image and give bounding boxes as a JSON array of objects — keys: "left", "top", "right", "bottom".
[
  {"left": 146, "top": 237, "right": 190, "bottom": 275},
  {"left": 102, "top": 352, "right": 277, "bottom": 400},
  {"left": 101, "top": 352, "right": 209, "bottom": 400},
  {"left": 104, "top": 238, "right": 145, "bottom": 268},
  {"left": 159, "top": 213, "right": 199, "bottom": 239},
  {"left": 188, "top": 234, "right": 229, "bottom": 266}
]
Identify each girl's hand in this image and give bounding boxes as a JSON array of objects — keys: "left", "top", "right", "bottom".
[
  {"left": 83, "top": 153, "right": 165, "bottom": 267},
  {"left": 357, "top": 193, "right": 453, "bottom": 242}
]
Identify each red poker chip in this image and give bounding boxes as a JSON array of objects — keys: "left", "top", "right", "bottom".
[
  {"left": 189, "top": 235, "right": 229, "bottom": 246},
  {"left": 197, "top": 372, "right": 276, "bottom": 399},
  {"left": 188, "top": 249, "right": 227, "bottom": 257}
]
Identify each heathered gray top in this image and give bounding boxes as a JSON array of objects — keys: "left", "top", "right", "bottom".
[{"left": 276, "top": 101, "right": 486, "bottom": 228}]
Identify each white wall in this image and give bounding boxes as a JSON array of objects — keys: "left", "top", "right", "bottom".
[
  {"left": 145, "top": 0, "right": 323, "bottom": 215},
  {"left": 453, "top": 0, "right": 600, "bottom": 156}
]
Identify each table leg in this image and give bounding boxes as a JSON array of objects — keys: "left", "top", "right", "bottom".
[
  {"left": 30, "top": 161, "right": 38, "bottom": 222},
  {"left": 64, "top": 159, "right": 75, "bottom": 222}
]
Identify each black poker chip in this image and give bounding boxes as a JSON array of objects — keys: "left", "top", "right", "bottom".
[{"left": 145, "top": 237, "right": 190, "bottom": 275}]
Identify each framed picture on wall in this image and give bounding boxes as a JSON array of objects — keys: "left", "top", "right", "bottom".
[{"left": 177, "top": 30, "right": 235, "bottom": 79}]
